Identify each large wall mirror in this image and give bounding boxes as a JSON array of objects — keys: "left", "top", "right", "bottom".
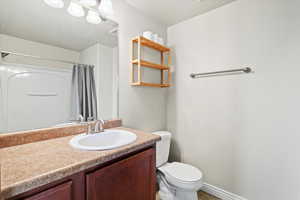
[{"left": 0, "top": 0, "right": 119, "bottom": 133}]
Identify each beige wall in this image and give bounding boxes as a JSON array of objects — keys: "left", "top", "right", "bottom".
[
  {"left": 112, "top": 0, "right": 168, "bottom": 131},
  {"left": 167, "top": 0, "right": 300, "bottom": 199}
]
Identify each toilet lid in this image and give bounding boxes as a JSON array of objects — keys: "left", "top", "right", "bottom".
[{"left": 160, "top": 162, "right": 203, "bottom": 182}]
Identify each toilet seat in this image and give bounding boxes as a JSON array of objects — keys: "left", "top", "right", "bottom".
[
  {"left": 158, "top": 162, "right": 203, "bottom": 190},
  {"left": 161, "top": 162, "right": 202, "bottom": 182}
]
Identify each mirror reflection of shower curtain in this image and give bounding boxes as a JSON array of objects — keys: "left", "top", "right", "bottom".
[{"left": 70, "top": 64, "right": 98, "bottom": 122}]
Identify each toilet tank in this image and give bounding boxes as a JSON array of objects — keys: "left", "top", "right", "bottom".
[{"left": 152, "top": 131, "right": 171, "bottom": 167}]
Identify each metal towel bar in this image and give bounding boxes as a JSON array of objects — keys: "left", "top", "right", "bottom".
[{"left": 190, "top": 67, "right": 252, "bottom": 78}]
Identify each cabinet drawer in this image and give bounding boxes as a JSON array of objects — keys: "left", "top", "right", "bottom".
[
  {"left": 24, "top": 181, "right": 72, "bottom": 200},
  {"left": 86, "top": 148, "right": 156, "bottom": 200}
]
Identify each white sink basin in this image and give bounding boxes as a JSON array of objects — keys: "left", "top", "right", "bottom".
[{"left": 69, "top": 129, "right": 137, "bottom": 151}]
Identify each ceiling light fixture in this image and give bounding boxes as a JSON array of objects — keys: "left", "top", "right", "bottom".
[
  {"left": 44, "top": 0, "right": 64, "bottom": 8},
  {"left": 86, "top": 10, "right": 102, "bottom": 24},
  {"left": 79, "top": 0, "right": 98, "bottom": 7},
  {"left": 98, "top": 0, "right": 114, "bottom": 17},
  {"left": 67, "top": 2, "right": 85, "bottom": 17}
]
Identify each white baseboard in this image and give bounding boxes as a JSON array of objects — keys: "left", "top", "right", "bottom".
[{"left": 201, "top": 183, "right": 247, "bottom": 200}]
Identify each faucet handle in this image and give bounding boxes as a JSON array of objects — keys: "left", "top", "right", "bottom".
[
  {"left": 79, "top": 114, "right": 84, "bottom": 122},
  {"left": 87, "top": 116, "right": 95, "bottom": 121}
]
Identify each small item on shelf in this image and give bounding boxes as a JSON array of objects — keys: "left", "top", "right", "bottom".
[
  {"left": 157, "top": 37, "right": 164, "bottom": 45},
  {"left": 142, "top": 31, "right": 164, "bottom": 44},
  {"left": 143, "top": 31, "right": 153, "bottom": 40},
  {"left": 152, "top": 33, "right": 159, "bottom": 43}
]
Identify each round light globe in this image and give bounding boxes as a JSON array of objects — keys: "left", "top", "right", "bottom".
[
  {"left": 67, "top": 2, "right": 85, "bottom": 17},
  {"left": 98, "top": 0, "right": 114, "bottom": 17},
  {"left": 86, "top": 10, "right": 102, "bottom": 24}
]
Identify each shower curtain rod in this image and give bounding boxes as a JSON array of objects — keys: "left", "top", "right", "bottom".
[
  {"left": 190, "top": 67, "right": 252, "bottom": 78},
  {"left": 0, "top": 50, "right": 83, "bottom": 65}
]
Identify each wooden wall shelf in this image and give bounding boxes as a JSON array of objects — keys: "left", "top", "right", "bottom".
[
  {"left": 130, "top": 36, "right": 171, "bottom": 88},
  {"left": 131, "top": 59, "right": 169, "bottom": 70},
  {"left": 132, "top": 36, "right": 170, "bottom": 52},
  {"left": 131, "top": 82, "right": 170, "bottom": 88}
]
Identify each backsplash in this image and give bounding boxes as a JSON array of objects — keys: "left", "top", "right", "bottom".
[{"left": 0, "top": 119, "right": 122, "bottom": 149}]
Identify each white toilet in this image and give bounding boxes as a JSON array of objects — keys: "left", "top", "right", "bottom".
[{"left": 153, "top": 131, "right": 203, "bottom": 200}]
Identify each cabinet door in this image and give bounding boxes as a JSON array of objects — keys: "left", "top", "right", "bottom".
[
  {"left": 24, "top": 182, "right": 72, "bottom": 200},
  {"left": 86, "top": 148, "right": 156, "bottom": 200}
]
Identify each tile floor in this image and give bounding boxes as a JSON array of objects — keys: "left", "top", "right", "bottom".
[
  {"left": 156, "top": 191, "right": 220, "bottom": 200},
  {"left": 197, "top": 191, "right": 221, "bottom": 200}
]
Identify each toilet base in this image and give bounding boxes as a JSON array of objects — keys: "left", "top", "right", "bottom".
[
  {"left": 158, "top": 190, "right": 198, "bottom": 200},
  {"left": 157, "top": 175, "right": 198, "bottom": 200}
]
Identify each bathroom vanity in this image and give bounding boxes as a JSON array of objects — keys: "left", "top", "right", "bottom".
[
  {"left": 8, "top": 148, "right": 155, "bottom": 200},
  {"left": 0, "top": 123, "right": 160, "bottom": 200}
]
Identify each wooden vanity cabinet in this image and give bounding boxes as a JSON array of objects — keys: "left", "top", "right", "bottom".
[
  {"left": 23, "top": 182, "right": 72, "bottom": 200},
  {"left": 10, "top": 147, "right": 156, "bottom": 200},
  {"left": 86, "top": 148, "right": 156, "bottom": 200}
]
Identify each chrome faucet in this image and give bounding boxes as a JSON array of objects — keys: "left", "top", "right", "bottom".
[
  {"left": 86, "top": 118, "right": 105, "bottom": 135},
  {"left": 95, "top": 119, "right": 105, "bottom": 133}
]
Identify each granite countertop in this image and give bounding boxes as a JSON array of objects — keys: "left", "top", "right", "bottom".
[{"left": 0, "top": 127, "right": 160, "bottom": 199}]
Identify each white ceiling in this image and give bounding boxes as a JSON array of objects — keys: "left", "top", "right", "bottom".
[
  {"left": 0, "top": 0, "right": 118, "bottom": 51},
  {"left": 126, "top": 0, "right": 236, "bottom": 26}
]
